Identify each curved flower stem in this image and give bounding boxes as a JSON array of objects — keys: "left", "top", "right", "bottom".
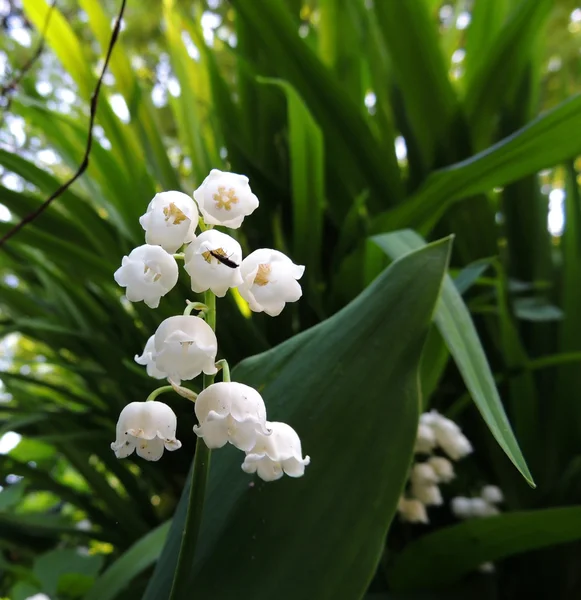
[
  {"left": 169, "top": 290, "right": 216, "bottom": 600},
  {"left": 215, "top": 359, "right": 231, "bottom": 382},
  {"left": 183, "top": 301, "right": 208, "bottom": 316},
  {"left": 145, "top": 385, "right": 174, "bottom": 402}
]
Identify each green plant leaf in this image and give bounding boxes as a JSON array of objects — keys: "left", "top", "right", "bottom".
[
  {"left": 144, "top": 237, "right": 453, "bottom": 600},
  {"left": 373, "top": 229, "right": 533, "bottom": 486},
  {"left": 372, "top": 95, "right": 581, "bottom": 235},
  {"left": 256, "top": 77, "right": 325, "bottom": 283},
  {"left": 34, "top": 549, "right": 104, "bottom": 597},
  {"left": 389, "top": 507, "right": 581, "bottom": 590},
  {"left": 84, "top": 521, "right": 171, "bottom": 600}
]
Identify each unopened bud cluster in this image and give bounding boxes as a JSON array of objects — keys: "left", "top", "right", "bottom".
[
  {"left": 110, "top": 170, "right": 309, "bottom": 482},
  {"left": 397, "top": 410, "right": 473, "bottom": 524}
]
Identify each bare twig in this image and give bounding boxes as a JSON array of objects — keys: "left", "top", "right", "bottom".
[
  {"left": 0, "top": 0, "right": 127, "bottom": 248},
  {"left": 0, "top": 0, "right": 57, "bottom": 114}
]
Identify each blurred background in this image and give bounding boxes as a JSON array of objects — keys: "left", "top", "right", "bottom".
[{"left": 1, "top": 0, "right": 581, "bottom": 598}]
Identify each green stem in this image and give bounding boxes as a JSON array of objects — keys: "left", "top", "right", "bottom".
[
  {"left": 169, "top": 290, "right": 216, "bottom": 600},
  {"left": 183, "top": 301, "right": 208, "bottom": 316},
  {"left": 145, "top": 385, "right": 174, "bottom": 402},
  {"left": 215, "top": 359, "right": 231, "bottom": 382}
]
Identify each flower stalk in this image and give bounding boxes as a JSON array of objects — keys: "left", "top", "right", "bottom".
[{"left": 168, "top": 290, "right": 215, "bottom": 600}]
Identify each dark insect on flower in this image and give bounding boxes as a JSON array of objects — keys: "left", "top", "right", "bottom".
[{"left": 209, "top": 249, "right": 239, "bottom": 269}]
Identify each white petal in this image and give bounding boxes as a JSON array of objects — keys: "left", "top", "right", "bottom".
[{"left": 136, "top": 437, "right": 165, "bottom": 461}]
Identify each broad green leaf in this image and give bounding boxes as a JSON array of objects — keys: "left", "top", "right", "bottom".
[
  {"left": 389, "top": 507, "right": 581, "bottom": 590},
  {"left": 144, "top": 237, "right": 453, "bottom": 600},
  {"left": 373, "top": 230, "right": 533, "bottom": 485},
  {"left": 372, "top": 95, "right": 581, "bottom": 235},
  {"left": 257, "top": 77, "right": 325, "bottom": 282},
  {"left": 34, "top": 549, "right": 104, "bottom": 597},
  {"left": 84, "top": 521, "right": 171, "bottom": 600}
]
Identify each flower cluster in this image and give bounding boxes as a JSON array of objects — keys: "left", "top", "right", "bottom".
[
  {"left": 110, "top": 170, "right": 310, "bottom": 482},
  {"left": 397, "top": 410, "right": 473, "bottom": 524},
  {"left": 451, "top": 485, "right": 504, "bottom": 519},
  {"left": 114, "top": 170, "right": 305, "bottom": 315}
]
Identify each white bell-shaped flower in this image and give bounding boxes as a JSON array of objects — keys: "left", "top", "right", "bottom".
[
  {"left": 153, "top": 316, "right": 218, "bottom": 384},
  {"left": 241, "top": 421, "right": 310, "bottom": 481},
  {"left": 398, "top": 497, "right": 429, "bottom": 524},
  {"left": 414, "top": 422, "right": 436, "bottom": 454},
  {"left": 183, "top": 230, "right": 244, "bottom": 297},
  {"left": 451, "top": 496, "right": 473, "bottom": 519},
  {"left": 110, "top": 401, "right": 181, "bottom": 461},
  {"left": 421, "top": 410, "right": 473, "bottom": 461},
  {"left": 193, "top": 169, "right": 259, "bottom": 228},
  {"left": 410, "top": 462, "right": 438, "bottom": 487},
  {"left": 139, "top": 191, "right": 199, "bottom": 253},
  {"left": 411, "top": 482, "right": 443, "bottom": 506},
  {"left": 193, "top": 382, "right": 269, "bottom": 452},
  {"left": 238, "top": 249, "right": 305, "bottom": 317},
  {"left": 114, "top": 244, "right": 179, "bottom": 309},
  {"left": 470, "top": 497, "right": 500, "bottom": 517},
  {"left": 481, "top": 484, "right": 504, "bottom": 504},
  {"left": 427, "top": 456, "right": 455, "bottom": 483},
  {"left": 134, "top": 335, "right": 167, "bottom": 380}
]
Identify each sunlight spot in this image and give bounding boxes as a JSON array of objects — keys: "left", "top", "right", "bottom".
[
  {"left": 37, "top": 148, "right": 59, "bottom": 165},
  {"left": 151, "top": 84, "right": 167, "bottom": 108},
  {"left": 109, "top": 94, "right": 130, "bottom": 123},
  {"left": 4, "top": 274, "right": 18, "bottom": 288},
  {"left": 2, "top": 173, "right": 24, "bottom": 192},
  {"left": 55, "top": 88, "right": 77, "bottom": 104},
  {"left": 439, "top": 5, "right": 453, "bottom": 24},
  {"left": 547, "top": 56, "right": 562, "bottom": 72},
  {"left": 364, "top": 91, "right": 377, "bottom": 109},
  {"left": 548, "top": 188, "right": 565, "bottom": 236},
  {"left": 395, "top": 136, "right": 407, "bottom": 161},
  {"left": 0, "top": 432, "right": 21, "bottom": 455},
  {"left": 571, "top": 8, "right": 581, "bottom": 22},
  {"left": 299, "top": 24, "right": 309, "bottom": 38},
  {"left": 167, "top": 76, "right": 181, "bottom": 98},
  {"left": 8, "top": 17, "right": 31, "bottom": 47},
  {"left": 36, "top": 80, "right": 53, "bottom": 96},
  {"left": 456, "top": 12, "right": 471, "bottom": 30},
  {"left": 7, "top": 115, "right": 26, "bottom": 147},
  {"left": 0, "top": 204, "right": 11, "bottom": 222},
  {"left": 452, "top": 49, "right": 466, "bottom": 64},
  {"left": 181, "top": 31, "right": 200, "bottom": 61}
]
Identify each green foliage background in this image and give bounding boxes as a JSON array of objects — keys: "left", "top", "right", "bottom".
[{"left": 1, "top": 0, "right": 581, "bottom": 598}]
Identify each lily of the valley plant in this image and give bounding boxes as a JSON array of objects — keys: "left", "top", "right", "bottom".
[{"left": 112, "top": 170, "right": 310, "bottom": 482}]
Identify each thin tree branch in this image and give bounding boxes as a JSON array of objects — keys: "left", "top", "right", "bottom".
[
  {"left": 0, "top": 0, "right": 57, "bottom": 113},
  {"left": 0, "top": 0, "right": 127, "bottom": 248}
]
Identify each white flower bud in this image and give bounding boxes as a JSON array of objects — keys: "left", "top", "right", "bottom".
[
  {"left": 110, "top": 401, "right": 181, "bottom": 461},
  {"left": 398, "top": 497, "right": 429, "bottom": 524},
  {"left": 183, "top": 230, "right": 243, "bottom": 297},
  {"left": 194, "top": 382, "right": 269, "bottom": 452},
  {"left": 153, "top": 315, "right": 218, "bottom": 384},
  {"left": 114, "top": 244, "right": 179, "bottom": 308},
  {"left": 238, "top": 249, "right": 305, "bottom": 317},
  {"left": 241, "top": 421, "right": 310, "bottom": 481},
  {"left": 451, "top": 496, "right": 473, "bottom": 519},
  {"left": 481, "top": 484, "right": 504, "bottom": 505},
  {"left": 470, "top": 497, "right": 499, "bottom": 517},
  {"left": 411, "top": 482, "right": 443, "bottom": 506},
  {"left": 139, "top": 191, "right": 199, "bottom": 253},
  {"left": 134, "top": 335, "right": 167, "bottom": 379},
  {"left": 415, "top": 422, "right": 437, "bottom": 454},
  {"left": 193, "top": 169, "right": 259, "bottom": 228},
  {"left": 410, "top": 462, "right": 438, "bottom": 487},
  {"left": 423, "top": 410, "right": 473, "bottom": 461},
  {"left": 427, "top": 456, "right": 455, "bottom": 483}
]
